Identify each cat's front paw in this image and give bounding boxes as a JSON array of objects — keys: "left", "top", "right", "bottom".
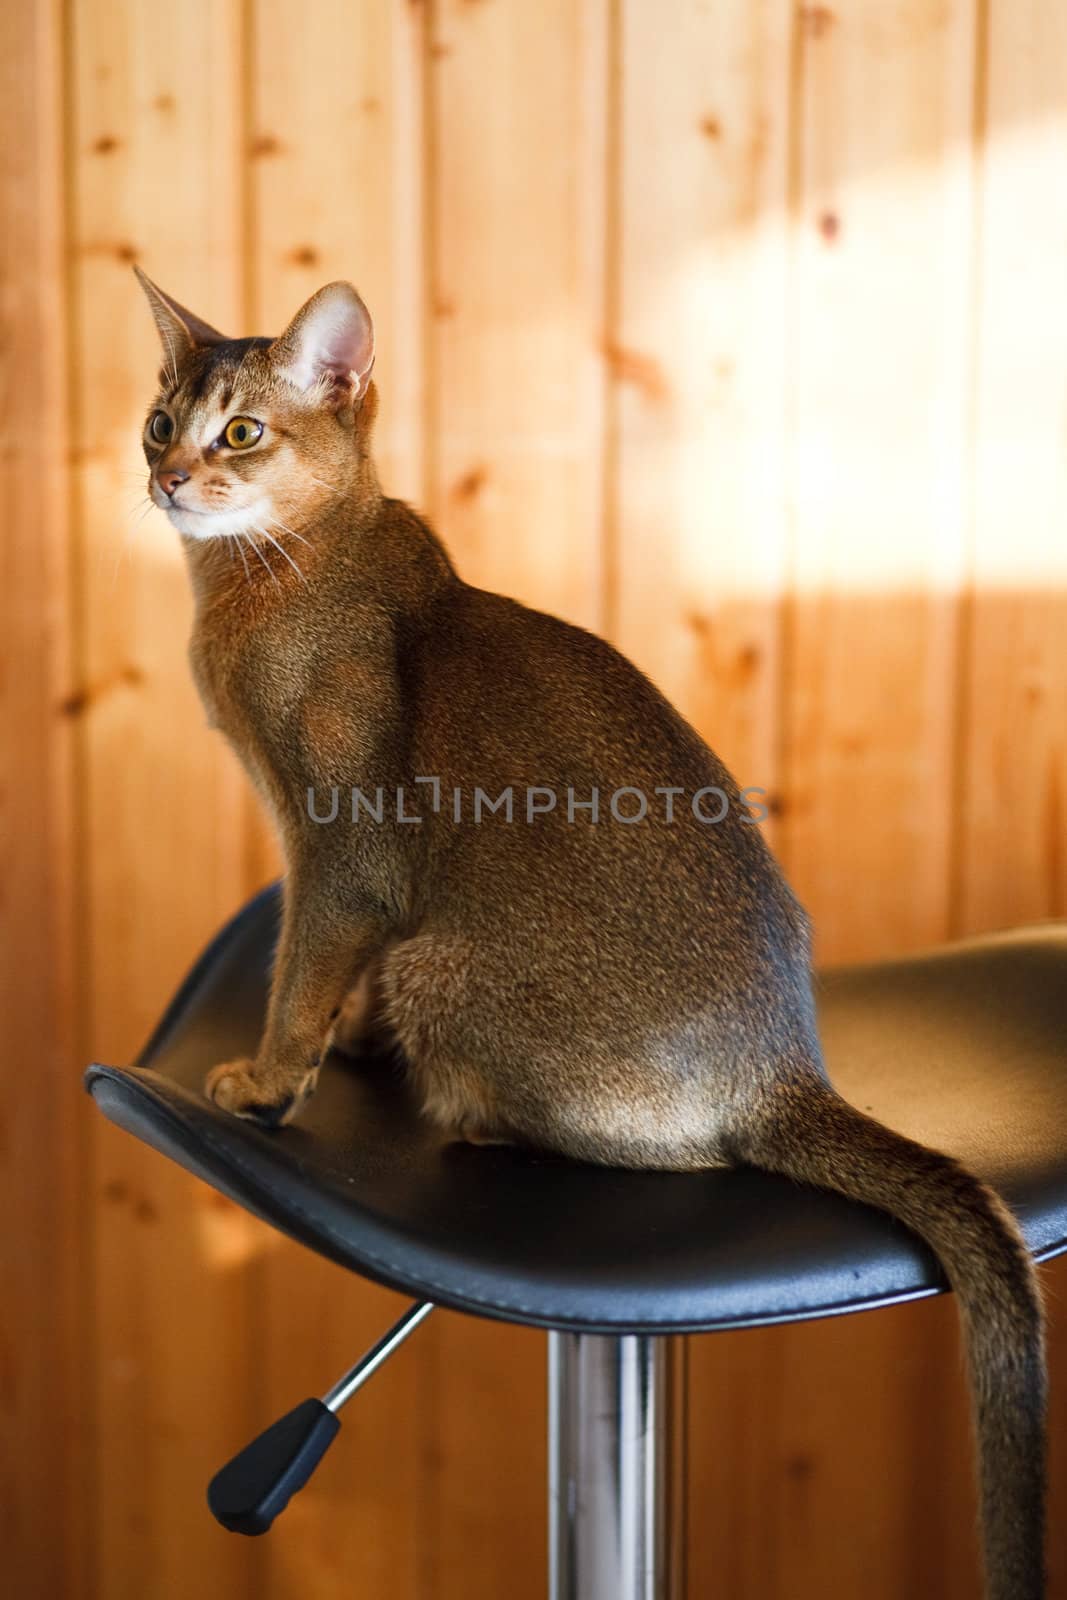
[{"left": 205, "top": 1058, "right": 314, "bottom": 1129}]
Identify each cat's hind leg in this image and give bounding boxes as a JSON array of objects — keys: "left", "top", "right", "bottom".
[
  {"left": 409, "top": 1055, "right": 519, "bottom": 1148},
  {"left": 379, "top": 932, "right": 519, "bottom": 1147}
]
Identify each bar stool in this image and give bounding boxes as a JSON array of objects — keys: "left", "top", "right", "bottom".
[{"left": 86, "top": 885, "right": 1067, "bottom": 1597}]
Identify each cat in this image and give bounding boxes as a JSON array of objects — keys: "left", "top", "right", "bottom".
[{"left": 136, "top": 266, "right": 1045, "bottom": 1600}]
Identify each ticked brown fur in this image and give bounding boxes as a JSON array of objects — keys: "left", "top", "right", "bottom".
[{"left": 137, "top": 270, "right": 1046, "bottom": 1599}]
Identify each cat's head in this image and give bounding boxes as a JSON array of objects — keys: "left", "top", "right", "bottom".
[{"left": 136, "top": 267, "right": 375, "bottom": 541}]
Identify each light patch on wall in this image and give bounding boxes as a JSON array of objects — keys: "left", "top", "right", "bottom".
[{"left": 194, "top": 1186, "right": 281, "bottom": 1271}]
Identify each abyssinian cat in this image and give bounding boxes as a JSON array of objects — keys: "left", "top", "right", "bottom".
[{"left": 136, "top": 267, "right": 1045, "bottom": 1599}]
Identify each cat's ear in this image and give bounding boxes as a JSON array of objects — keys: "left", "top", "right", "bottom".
[
  {"left": 133, "top": 265, "right": 228, "bottom": 363},
  {"left": 270, "top": 282, "right": 375, "bottom": 406}
]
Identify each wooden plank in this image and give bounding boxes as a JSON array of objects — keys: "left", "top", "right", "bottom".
[
  {"left": 678, "top": 4, "right": 981, "bottom": 1598},
  {"left": 415, "top": 1311, "right": 547, "bottom": 1600},
  {"left": 428, "top": 0, "right": 609, "bottom": 627},
  {"left": 249, "top": 0, "right": 426, "bottom": 506},
  {"left": 770, "top": 3, "right": 980, "bottom": 1594},
  {"left": 762, "top": 5, "right": 982, "bottom": 1597},
  {"left": 68, "top": 4, "right": 261, "bottom": 1596},
  {"left": 688, "top": 1295, "right": 978, "bottom": 1599},
  {"left": 0, "top": 2, "right": 84, "bottom": 1595},
  {"left": 614, "top": 0, "right": 792, "bottom": 798},
  {"left": 782, "top": 0, "right": 976, "bottom": 965},
  {"left": 959, "top": 3, "right": 1067, "bottom": 1590},
  {"left": 957, "top": 0, "right": 1067, "bottom": 933},
  {"left": 245, "top": 5, "right": 428, "bottom": 1595}
]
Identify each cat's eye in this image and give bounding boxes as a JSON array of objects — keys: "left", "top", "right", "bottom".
[
  {"left": 148, "top": 410, "right": 174, "bottom": 444},
  {"left": 223, "top": 416, "right": 263, "bottom": 451}
]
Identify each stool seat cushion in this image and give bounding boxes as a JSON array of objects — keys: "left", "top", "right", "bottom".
[{"left": 85, "top": 886, "right": 1067, "bottom": 1334}]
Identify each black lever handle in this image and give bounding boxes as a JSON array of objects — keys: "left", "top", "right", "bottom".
[
  {"left": 208, "top": 1398, "right": 340, "bottom": 1535},
  {"left": 208, "top": 1299, "right": 433, "bottom": 1535}
]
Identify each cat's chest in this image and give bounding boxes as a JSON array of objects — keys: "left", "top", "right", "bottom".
[
  {"left": 190, "top": 617, "right": 300, "bottom": 733},
  {"left": 189, "top": 616, "right": 385, "bottom": 790}
]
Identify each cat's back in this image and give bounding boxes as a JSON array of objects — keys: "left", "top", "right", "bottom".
[
  {"left": 410, "top": 576, "right": 737, "bottom": 795},
  {"left": 396, "top": 574, "right": 813, "bottom": 1039}
]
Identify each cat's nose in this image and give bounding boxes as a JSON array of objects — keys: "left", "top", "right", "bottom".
[{"left": 157, "top": 468, "right": 190, "bottom": 499}]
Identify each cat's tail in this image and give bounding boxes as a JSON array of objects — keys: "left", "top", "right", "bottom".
[{"left": 735, "top": 1078, "right": 1046, "bottom": 1600}]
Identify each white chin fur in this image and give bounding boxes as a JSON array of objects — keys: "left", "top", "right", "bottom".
[{"left": 164, "top": 499, "right": 274, "bottom": 540}]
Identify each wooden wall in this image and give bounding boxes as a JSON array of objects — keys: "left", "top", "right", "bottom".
[{"left": 3, "top": 1, "right": 1066, "bottom": 1595}]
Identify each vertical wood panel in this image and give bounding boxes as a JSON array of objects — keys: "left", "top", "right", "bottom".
[
  {"left": 246, "top": 5, "right": 428, "bottom": 1595},
  {"left": 686, "top": 1294, "right": 977, "bottom": 1599},
  {"left": 69, "top": 4, "right": 258, "bottom": 1596},
  {"left": 428, "top": 0, "right": 609, "bottom": 626},
  {"left": 961, "top": 4, "right": 1067, "bottom": 1592},
  {"left": 249, "top": 0, "right": 426, "bottom": 506},
  {"left": 959, "top": 0, "right": 1067, "bottom": 934},
  {"left": 767, "top": 4, "right": 983, "bottom": 1597},
  {"left": 0, "top": 2, "right": 84, "bottom": 1595},
  {"left": 782, "top": 0, "right": 975, "bottom": 964},
  {"left": 614, "top": 0, "right": 791, "bottom": 794},
  {"left": 414, "top": 1312, "right": 547, "bottom": 1600}
]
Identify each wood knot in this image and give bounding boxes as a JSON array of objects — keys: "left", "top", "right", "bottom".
[
  {"left": 602, "top": 340, "right": 669, "bottom": 403},
  {"left": 799, "top": 5, "right": 836, "bottom": 37},
  {"left": 735, "top": 642, "right": 761, "bottom": 679},
  {"left": 784, "top": 1451, "right": 816, "bottom": 1482},
  {"left": 454, "top": 465, "right": 488, "bottom": 500}
]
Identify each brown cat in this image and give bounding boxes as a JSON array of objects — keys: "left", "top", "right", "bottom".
[{"left": 136, "top": 266, "right": 1045, "bottom": 1600}]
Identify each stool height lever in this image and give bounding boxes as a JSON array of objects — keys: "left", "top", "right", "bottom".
[{"left": 208, "top": 1299, "right": 434, "bottom": 1535}]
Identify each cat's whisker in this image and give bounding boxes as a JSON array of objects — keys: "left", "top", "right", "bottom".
[
  {"left": 233, "top": 533, "right": 253, "bottom": 584},
  {"left": 268, "top": 517, "right": 312, "bottom": 550},
  {"left": 246, "top": 530, "right": 280, "bottom": 586},
  {"left": 258, "top": 526, "right": 305, "bottom": 582},
  {"left": 123, "top": 497, "right": 156, "bottom": 528},
  {"left": 110, "top": 499, "right": 156, "bottom": 587},
  {"left": 109, "top": 547, "right": 129, "bottom": 590}
]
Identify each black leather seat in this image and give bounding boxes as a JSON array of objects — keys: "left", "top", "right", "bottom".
[{"left": 85, "top": 885, "right": 1067, "bottom": 1333}]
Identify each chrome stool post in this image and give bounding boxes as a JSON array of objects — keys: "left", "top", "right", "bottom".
[{"left": 548, "top": 1332, "right": 687, "bottom": 1600}]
